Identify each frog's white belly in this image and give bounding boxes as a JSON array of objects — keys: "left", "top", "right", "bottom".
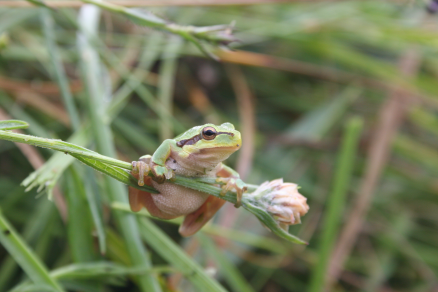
[
  {"left": 151, "top": 182, "right": 209, "bottom": 217},
  {"left": 149, "top": 158, "right": 219, "bottom": 217}
]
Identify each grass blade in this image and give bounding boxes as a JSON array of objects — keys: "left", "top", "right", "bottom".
[
  {"left": 308, "top": 116, "right": 363, "bottom": 292},
  {"left": 79, "top": 0, "right": 235, "bottom": 57},
  {"left": 138, "top": 218, "right": 228, "bottom": 292},
  {"left": 198, "top": 234, "right": 255, "bottom": 292},
  {"left": 158, "top": 35, "right": 183, "bottom": 140},
  {"left": 40, "top": 9, "right": 80, "bottom": 130},
  {"left": 0, "top": 208, "right": 65, "bottom": 292},
  {"left": 64, "top": 167, "right": 96, "bottom": 262},
  {"left": 77, "top": 5, "right": 161, "bottom": 291},
  {"left": 0, "top": 199, "right": 55, "bottom": 290},
  {"left": 0, "top": 119, "right": 29, "bottom": 130},
  {"left": 82, "top": 167, "right": 106, "bottom": 254}
]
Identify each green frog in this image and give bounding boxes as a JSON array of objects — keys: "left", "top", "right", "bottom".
[{"left": 129, "top": 123, "right": 247, "bottom": 236}]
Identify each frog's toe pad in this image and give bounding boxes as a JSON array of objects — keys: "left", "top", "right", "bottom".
[
  {"left": 216, "top": 177, "right": 247, "bottom": 208},
  {"left": 131, "top": 160, "right": 151, "bottom": 186},
  {"left": 151, "top": 164, "right": 174, "bottom": 183}
]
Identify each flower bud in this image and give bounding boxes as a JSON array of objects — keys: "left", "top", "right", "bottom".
[{"left": 246, "top": 178, "right": 309, "bottom": 231}]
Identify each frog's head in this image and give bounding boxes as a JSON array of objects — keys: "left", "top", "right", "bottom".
[{"left": 175, "top": 122, "right": 241, "bottom": 164}]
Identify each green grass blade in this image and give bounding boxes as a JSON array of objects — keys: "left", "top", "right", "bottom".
[
  {"left": 0, "top": 129, "right": 131, "bottom": 169},
  {"left": 77, "top": 5, "right": 161, "bottom": 291},
  {"left": 71, "top": 153, "right": 157, "bottom": 193},
  {"left": 79, "top": 0, "right": 234, "bottom": 57},
  {"left": 286, "top": 87, "right": 361, "bottom": 141},
  {"left": 12, "top": 262, "right": 175, "bottom": 291},
  {"left": 364, "top": 214, "right": 411, "bottom": 292},
  {"left": 158, "top": 36, "right": 183, "bottom": 140},
  {"left": 112, "top": 118, "right": 158, "bottom": 153},
  {"left": 138, "top": 218, "right": 228, "bottom": 292},
  {"left": 21, "top": 128, "right": 88, "bottom": 195},
  {"left": 308, "top": 116, "right": 363, "bottom": 292},
  {"left": 198, "top": 234, "right": 255, "bottom": 292},
  {"left": 25, "top": 0, "right": 54, "bottom": 10},
  {"left": 40, "top": 9, "right": 80, "bottom": 130},
  {"left": 0, "top": 208, "right": 65, "bottom": 292},
  {"left": 82, "top": 167, "right": 106, "bottom": 254},
  {"left": 64, "top": 167, "right": 96, "bottom": 262},
  {"left": 0, "top": 120, "right": 29, "bottom": 130},
  {"left": 51, "top": 262, "right": 161, "bottom": 279},
  {"left": 0, "top": 9, "right": 37, "bottom": 34},
  {"left": 111, "top": 202, "right": 288, "bottom": 254},
  {"left": 0, "top": 199, "right": 54, "bottom": 290},
  {"left": 0, "top": 93, "right": 49, "bottom": 138}
]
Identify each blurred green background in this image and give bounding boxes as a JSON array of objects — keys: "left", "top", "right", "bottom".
[{"left": 1, "top": 0, "right": 438, "bottom": 291}]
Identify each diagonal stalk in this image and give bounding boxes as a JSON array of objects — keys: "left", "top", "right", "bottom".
[{"left": 0, "top": 124, "right": 307, "bottom": 245}]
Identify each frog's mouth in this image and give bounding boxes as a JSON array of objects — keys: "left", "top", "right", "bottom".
[
  {"left": 199, "top": 145, "right": 240, "bottom": 152},
  {"left": 216, "top": 132, "right": 234, "bottom": 137}
]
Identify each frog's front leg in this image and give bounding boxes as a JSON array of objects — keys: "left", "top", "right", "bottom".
[
  {"left": 216, "top": 164, "right": 247, "bottom": 207},
  {"left": 150, "top": 139, "right": 176, "bottom": 183}
]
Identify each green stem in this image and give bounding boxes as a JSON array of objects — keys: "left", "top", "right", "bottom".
[
  {"left": 79, "top": 0, "right": 235, "bottom": 58},
  {"left": 0, "top": 130, "right": 240, "bottom": 198},
  {"left": 0, "top": 124, "right": 307, "bottom": 245},
  {"left": 0, "top": 130, "right": 131, "bottom": 169}
]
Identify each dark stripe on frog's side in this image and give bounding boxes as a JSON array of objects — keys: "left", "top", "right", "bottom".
[{"left": 176, "top": 132, "right": 235, "bottom": 148}]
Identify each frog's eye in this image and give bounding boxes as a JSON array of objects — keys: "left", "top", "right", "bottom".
[{"left": 202, "top": 127, "right": 217, "bottom": 140}]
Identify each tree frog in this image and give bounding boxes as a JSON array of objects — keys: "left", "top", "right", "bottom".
[{"left": 129, "top": 123, "right": 247, "bottom": 236}]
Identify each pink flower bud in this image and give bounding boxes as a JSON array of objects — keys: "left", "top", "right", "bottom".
[{"left": 248, "top": 179, "right": 309, "bottom": 231}]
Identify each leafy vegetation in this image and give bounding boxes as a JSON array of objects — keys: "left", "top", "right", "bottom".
[{"left": 1, "top": 1, "right": 438, "bottom": 291}]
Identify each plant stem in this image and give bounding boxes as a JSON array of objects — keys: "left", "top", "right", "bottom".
[
  {"left": 79, "top": 0, "right": 235, "bottom": 58},
  {"left": 0, "top": 125, "right": 307, "bottom": 245},
  {"left": 0, "top": 130, "right": 131, "bottom": 169}
]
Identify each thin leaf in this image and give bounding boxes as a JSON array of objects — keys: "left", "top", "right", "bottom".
[
  {"left": 198, "top": 234, "right": 255, "bottom": 292},
  {"left": 77, "top": 6, "right": 161, "bottom": 291},
  {"left": 309, "top": 117, "right": 363, "bottom": 292},
  {"left": 79, "top": 0, "right": 236, "bottom": 57},
  {"left": 40, "top": 9, "right": 80, "bottom": 130},
  {"left": 138, "top": 218, "right": 228, "bottom": 292},
  {"left": 0, "top": 208, "right": 64, "bottom": 292},
  {"left": 0, "top": 120, "right": 29, "bottom": 130}
]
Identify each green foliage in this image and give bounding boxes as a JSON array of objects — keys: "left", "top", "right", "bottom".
[{"left": 1, "top": 1, "right": 438, "bottom": 292}]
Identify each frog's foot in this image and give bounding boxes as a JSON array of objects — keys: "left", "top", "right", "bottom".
[
  {"left": 131, "top": 159, "right": 151, "bottom": 186},
  {"left": 216, "top": 177, "right": 247, "bottom": 208},
  {"left": 150, "top": 163, "right": 174, "bottom": 184}
]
